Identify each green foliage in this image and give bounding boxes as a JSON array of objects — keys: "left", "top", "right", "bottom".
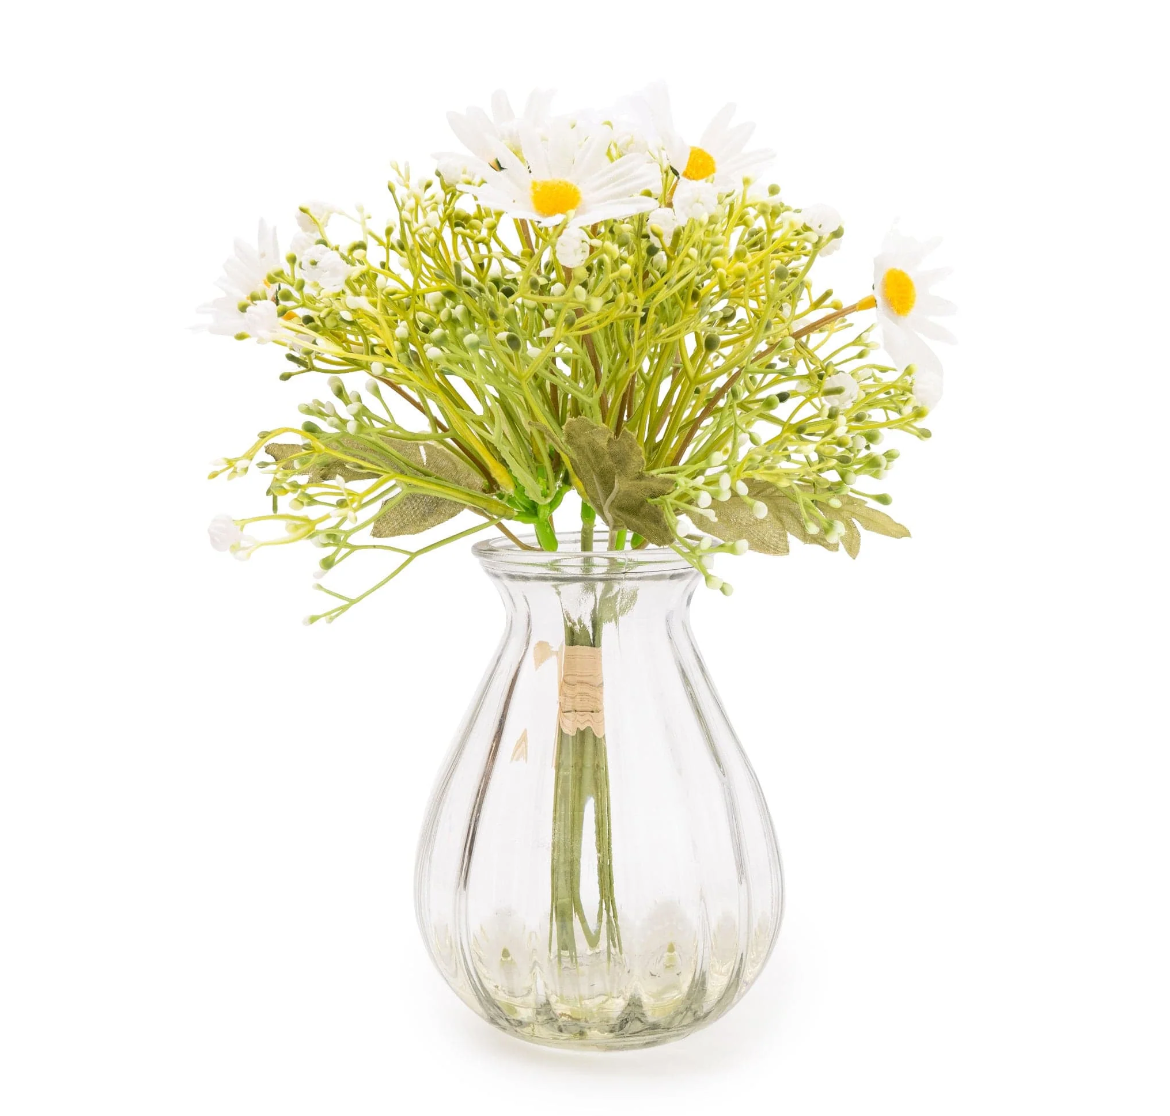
[
  {"left": 563, "top": 418, "right": 674, "bottom": 546},
  {"left": 211, "top": 164, "right": 932, "bottom": 620}
]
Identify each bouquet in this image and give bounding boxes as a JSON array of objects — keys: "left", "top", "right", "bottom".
[{"left": 202, "top": 83, "right": 953, "bottom": 620}]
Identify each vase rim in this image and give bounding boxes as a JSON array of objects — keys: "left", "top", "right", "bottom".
[{"left": 473, "top": 533, "right": 698, "bottom": 580}]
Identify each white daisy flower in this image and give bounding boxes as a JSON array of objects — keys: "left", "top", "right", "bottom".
[
  {"left": 199, "top": 293, "right": 293, "bottom": 342},
  {"left": 800, "top": 204, "right": 843, "bottom": 256},
  {"left": 441, "top": 88, "right": 555, "bottom": 167},
  {"left": 458, "top": 118, "right": 659, "bottom": 228},
  {"left": 822, "top": 370, "right": 859, "bottom": 409},
  {"left": 212, "top": 220, "right": 281, "bottom": 301},
  {"left": 554, "top": 226, "right": 591, "bottom": 268},
  {"left": 873, "top": 226, "right": 956, "bottom": 409},
  {"left": 197, "top": 221, "right": 288, "bottom": 337},
  {"left": 635, "top": 84, "right": 773, "bottom": 190},
  {"left": 208, "top": 515, "right": 242, "bottom": 551}
]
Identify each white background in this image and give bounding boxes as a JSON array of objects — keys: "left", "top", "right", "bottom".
[{"left": 2, "top": 1, "right": 1167, "bottom": 1112}]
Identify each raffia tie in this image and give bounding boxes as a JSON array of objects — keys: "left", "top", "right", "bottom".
[{"left": 558, "top": 645, "right": 605, "bottom": 737}]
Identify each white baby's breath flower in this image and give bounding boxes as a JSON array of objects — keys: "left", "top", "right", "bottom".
[
  {"left": 299, "top": 244, "right": 354, "bottom": 293},
  {"left": 345, "top": 294, "right": 373, "bottom": 311},
  {"left": 241, "top": 300, "right": 293, "bottom": 343},
  {"left": 289, "top": 230, "right": 322, "bottom": 259},
  {"left": 647, "top": 206, "right": 679, "bottom": 240},
  {"left": 208, "top": 515, "right": 243, "bottom": 552},
  {"left": 555, "top": 226, "right": 590, "bottom": 268},
  {"left": 296, "top": 201, "right": 338, "bottom": 232},
  {"left": 674, "top": 180, "right": 719, "bottom": 220},
  {"left": 801, "top": 204, "right": 843, "bottom": 256},
  {"left": 873, "top": 226, "right": 956, "bottom": 409},
  {"left": 458, "top": 117, "right": 659, "bottom": 228},
  {"left": 822, "top": 370, "right": 859, "bottom": 409}
]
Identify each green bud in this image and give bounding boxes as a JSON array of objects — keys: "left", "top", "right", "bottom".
[
  {"left": 505, "top": 332, "right": 521, "bottom": 352},
  {"left": 302, "top": 421, "right": 322, "bottom": 433},
  {"left": 703, "top": 333, "right": 720, "bottom": 352}
]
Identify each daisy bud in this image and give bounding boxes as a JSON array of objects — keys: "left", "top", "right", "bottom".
[
  {"left": 365, "top": 379, "right": 379, "bottom": 394},
  {"left": 751, "top": 501, "right": 768, "bottom": 519},
  {"left": 734, "top": 480, "right": 748, "bottom": 496},
  {"left": 370, "top": 362, "right": 385, "bottom": 376},
  {"left": 346, "top": 421, "right": 358, "bottom": 434},
  {"left": 346, "top": 402, "right": 362, "bottom": 415},
  {"left": 733, "top": 540, "right": 749, "bottom": 555},
  {"left": 699, "top": 537, "right": 712, "bottom": 551},
  {"left": 696, "top": 491, "right": 712, "bottom": 509},
  {"left": 463, "top": 333, "right": 480, "bottom": 350},
  {"left": 395, "top": 324, "right": 409, "bottom": 340},
  {"left": 719, "top": 581, "right": 735, "bottom": 597},
  {"left": 718, "top": 474, "right": 731, "bottom": 491},
  {"left": 426, "top": 346, "right": 443, "bottom": 360},
  {"left": 705, "top": 575, "right": 724, "bottom": 592}
]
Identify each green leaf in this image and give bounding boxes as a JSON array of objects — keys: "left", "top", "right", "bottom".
[
  {"left": 840, "top": 496, "right": 911, "bottom": 539},
  {"left": 563, "top": 417, "right": 675, "bottom": 546},
  {"left": 703, "top": 485, "right": 789, "bottom": 555},
  {"left": 707, "top": 482, "right": 908, "bottom": 558},
  {"left": 370, "top": 439, "right": 484, "bottom": 538},
  {"left": 267, "top": 436, "right": 486, "bottom": 539}
]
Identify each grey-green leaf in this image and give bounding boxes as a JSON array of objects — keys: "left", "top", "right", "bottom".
[{"left": 563, "top": 417, "right": 675, "bottom": 546}]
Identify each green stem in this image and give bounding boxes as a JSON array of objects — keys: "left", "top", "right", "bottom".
[{"left": 548, "top": 601, "right": 622, "bottom": 972}]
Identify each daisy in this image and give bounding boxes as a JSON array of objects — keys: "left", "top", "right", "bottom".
[
  {"left": 635, "top": 84, "right": 773, "bottom": 190},
  {"left": 213, "top": 220, "right": 281, "bottom": 301},
  {"left": 873, "top": 226, "right": 956, "bottom": 408},
  {"left": 458, "top": 118, "right": 659, "bottom": 228},
  {"left": 197, "top": 221, "right": 289, "bottom": 337},
  {"left": 440, "top": 88, "right": 555, "bottom": 167}
]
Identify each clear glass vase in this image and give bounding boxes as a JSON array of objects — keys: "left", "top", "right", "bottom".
[{"left": 414, "top": 535, "right": 782, "bottom": 1050}]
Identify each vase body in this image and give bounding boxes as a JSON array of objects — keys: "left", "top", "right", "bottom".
[{"left": 414, "top": 537, "right": 782, "bottom": 1050}]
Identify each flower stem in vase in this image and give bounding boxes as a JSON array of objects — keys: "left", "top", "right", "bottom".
[{"left": 549, "top": 599, "right": 622, "bottom": 976}]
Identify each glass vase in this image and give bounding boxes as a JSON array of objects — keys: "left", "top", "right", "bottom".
[{"left": 414, "top": 535, "right": 782, "bottom": 1050}]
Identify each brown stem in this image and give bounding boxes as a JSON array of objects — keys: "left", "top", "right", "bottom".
[
  {"left": 669, "top": 369, "right": 743, "bottom": 466},
  {"left": 374, "top": 374, "right": 494, "bottom": 488},
  {"left": 493, "top": 521, "right": 539, "bottom": 550},
  {"left": 792, "top": 295, "right": 876, "bottom": 341}
]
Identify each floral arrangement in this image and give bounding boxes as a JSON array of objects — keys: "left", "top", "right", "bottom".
[{"left": 202, "top": 85, "right": 954, "bottom": 622}]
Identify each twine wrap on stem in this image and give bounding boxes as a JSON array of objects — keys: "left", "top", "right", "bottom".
[{"left": 557, "top": 645, "right": 605, "bottom": 737}]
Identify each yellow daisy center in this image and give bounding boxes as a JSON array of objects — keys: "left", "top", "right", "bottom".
[
  {"left": 682, "top": 146, "right": 717, "bottom": 181},
  {"left": 882, "top": 268, "right": 917, "bottom": 317},
  {"left": 530, "top": 178, "right": 582, "bottom": 218}
]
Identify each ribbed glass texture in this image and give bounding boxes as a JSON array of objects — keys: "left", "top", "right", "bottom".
[{"left": 415, "top": 536, "right": 782, "bottom": 1049}]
